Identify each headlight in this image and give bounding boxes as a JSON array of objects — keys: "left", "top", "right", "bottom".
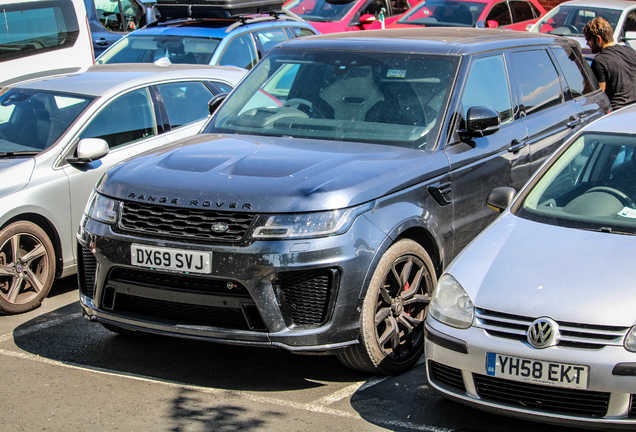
[
  {"left": 428, "top": 274, "right": 474, "bottom": 329},
  {"left": 85, "top": 190, "right": 120, "bottom": 224},
  {"left": 251, "top": 202, "right": 374, "bottom": 240},
  {"left": 625, "top": 326, "right": 636, "bottom": 352}
]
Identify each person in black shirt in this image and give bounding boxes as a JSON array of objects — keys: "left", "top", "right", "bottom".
[{"left": 583, "top": 17, "right": 636, "bottom": 110}]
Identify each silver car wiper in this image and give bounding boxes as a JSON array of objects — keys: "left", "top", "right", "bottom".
[
  {"left": 0, "top": 151, "right": 39, "bottom": 157},
  {"left": 595, "top": 226, "right": 636, "bottom": 236}
]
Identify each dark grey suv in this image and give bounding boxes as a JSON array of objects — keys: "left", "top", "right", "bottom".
[{"left": 77, "top": 28, "right": 610, "bottom": 374}]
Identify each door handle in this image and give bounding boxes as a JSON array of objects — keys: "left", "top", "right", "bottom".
[
  {"left": 96, "top": 38, "right": 109, "bottom": 46},
  {"left": 567, "top": 117, "right": 580, "bottom": 128},
  {"left": 508, "top": 139, "right": 527, "bottom": 154}
]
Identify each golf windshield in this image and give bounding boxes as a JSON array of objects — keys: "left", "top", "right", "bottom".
[{"left": 519, "top": 132, "right": 636, "bottom": 235}]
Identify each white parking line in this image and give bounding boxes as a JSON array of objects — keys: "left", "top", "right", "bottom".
[{"left": 0, "top": 314, "right": 454, "bottom": 432}]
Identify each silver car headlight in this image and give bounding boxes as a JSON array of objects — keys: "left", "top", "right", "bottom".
[
  {"left": 251, "top": 202, "right": 374, "bottom": 240},
  {"left": 85, "top": 190, "right": 120, "bottom": 224},
  {"left": 625, "top": 326, "right": 636, "bottom": 352},
  {"left": 429, "top": 274, "right": 474, "bottom": 329}
]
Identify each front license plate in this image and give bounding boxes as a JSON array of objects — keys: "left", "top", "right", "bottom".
[
  {"left": 131, "top": 244, "right": 211, "bottom": 274},
  {"left": 486, "top": 352, "right": 588, "bottom": 389}
]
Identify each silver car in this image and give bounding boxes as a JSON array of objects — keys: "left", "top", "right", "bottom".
[
  {"left": 528, "top": 0, "right": 636, "bottom": 55},
  {"left": 425, "top": 104, "right": 636, "bottom": 429},
  {"left": 0, "top": 64, "right": 245, "bottom": 314}
]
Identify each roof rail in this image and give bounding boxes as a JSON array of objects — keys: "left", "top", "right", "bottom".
[{"left": 224, "top": 9, "right": 304, "bottom": 32}]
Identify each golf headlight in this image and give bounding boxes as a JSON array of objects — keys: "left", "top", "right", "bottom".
[
  {"left": 429, "top": 274, "right": 474, "bottom": 329},
  {"left": 85, "top": 190, "right": 120, "bottom": 224},
  {"left": 251, "top": 202, "right": 374, "bottom": 240},
  {"left": 625, "top": 326, "right": 636, "bottom": 352}
]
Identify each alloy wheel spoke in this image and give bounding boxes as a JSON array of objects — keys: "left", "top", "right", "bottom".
[
  {"left": 378, "top": 315, "right": 398, "bottom": 347},
  {"left": 389, "top": 316, "right": 401, "bottom": 351},
  {"left": 378, "top": 285, "right": 392, "bottom": 304},
  {"left": 397, "top": 314, "right": 414, "bottom": 333},
  {"left": 6, "top": 275, "right": 24, "bottom": 303},
  {"left": 400, "top": 313, "right": 423, "bottom": 328},
  {"left": 23, "top": 267, "right": 45, "bottom": 294},
  {"left": 21, "top": 243, "right": 46, "bottom": 264},
  {"left": 10, "top": 234, "right": 20, "bottom": 263},
  {"left": 375, "top": 306, "right": 391, "bottom": 326},
  {"left": 404, "top": 293, "right": 430, "bottom": 306},
  {"left": 0, "top": 264, "right": 14, "bottom": 277},
  {"left": 402, "top": 266, "right": 424, "bottom": 300},
  {"left": 399, "top": 258, "right": 414, "bottom": 288}
]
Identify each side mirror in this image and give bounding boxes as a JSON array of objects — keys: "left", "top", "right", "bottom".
[
  {"left": 67, "top": 138, "right": 109, "bottom": 164},
  {"left": 487, "top": 20, "right": 499, "bottom": 28},
  {"left": 487, "top": 187, "right": 516, "bottom": 213},
  {"left": 459, "top": 106, "right": 501, "bottom": 140},
  {"left": 622, "top": 31, "right": 636, "bottom": 41},
  {"left": 208, "top": 93, "right": 229, "bottom": 116},
  {"left": 359, "top": 13, "right": 376, "bottom": 24}
]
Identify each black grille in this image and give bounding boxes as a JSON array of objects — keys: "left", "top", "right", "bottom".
[
  {"left": 108, "top": 268, "right": 249, "bottom": 297},
  {"left": 276, "top": 269, "right": 337, "bottom": 327},
  {"left": 429, "top": 361, "right": 466, "bottom": 392},
  {"left": 79, "top": 245, "right": 97, "bottom": 299},
  {"left": 474, "top": 374, "right": 610, "bottom": 417},
  {"left": 114, "top": 293, "right": 250, "bottom": 329},
  {"left": 630, "top": 395, "right": 636, "bottom": 418},
  {"left": 119, "top": 201, "right": 255, "bottom": 243}
]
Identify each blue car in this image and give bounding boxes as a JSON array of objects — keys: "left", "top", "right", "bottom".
[
  {"left": 96, "top": 4, "right": 317, "bottom": 69},
  {"left": 85, "top": 0, "right": 149, "bottom": 57}
]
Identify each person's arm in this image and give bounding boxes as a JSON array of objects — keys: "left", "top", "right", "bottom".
[
  {"left": 591, "top": 59, "right": 607, "bottom": 92},
  {"left": 599, "top": 82, "right": 607, "bottom": 92}
]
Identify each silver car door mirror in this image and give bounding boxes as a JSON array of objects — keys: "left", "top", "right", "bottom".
[{"left": 67, "top": 138, "right": 109, "bottom": 164}]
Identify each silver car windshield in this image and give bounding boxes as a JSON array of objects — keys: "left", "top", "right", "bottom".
[
  {"left": 519, "top": 132, "right": 636, "bottom": 235},
  {"left": 206, "top": 49, "right": 458, "bottom": 149},
  {"left": 533, "top": 6, "right": 621, "bottom": 37},
  {"left": 0, "top": 89, "right": 94, "bottom": 153},
  {"left": 97, "top": 35, "right": 222, "bottom": 65}
]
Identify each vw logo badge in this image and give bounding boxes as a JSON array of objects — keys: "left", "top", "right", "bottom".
[
  {"left": 527, "top": 317, "right": 559, "bottom": 349},
  {"left": 211, "top": 222, "right": 228, "bottom": 233}
]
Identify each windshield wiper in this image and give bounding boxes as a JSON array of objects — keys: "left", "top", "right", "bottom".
[
  {"left": 0, "top": 151, "right": 40, "bottom": 158},
  {"left": 593, "top": 226, "right": 636, "bottom": 236}
]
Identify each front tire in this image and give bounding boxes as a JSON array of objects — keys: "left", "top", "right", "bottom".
[
  {"left": 0, "top": 221, "right": 56, "bottom": 315},
  {"left": 338, "top": 239, "right": 436, "bottom": 374}
]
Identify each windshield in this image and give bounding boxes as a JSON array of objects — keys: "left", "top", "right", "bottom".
[
  {"left": 398, "top": 0, "right": 487, "bottom": 27},
  {"left": 518, "top": 132, "right": 636, "bottom": 235},
  {"left": 531, "top": 6, "right": 621, "bottom": 37},
  {"left": 205, "top": 49, "right": 458, "bottom": 149},
  {"left": 0, "top": 88, "right": 94, "bottom": 153},
  {"left": 97, "top": 35, "right": 221, "bottom": 65},
  {"left": 285, "top": 0, "right": 359, "bottom": 22}
]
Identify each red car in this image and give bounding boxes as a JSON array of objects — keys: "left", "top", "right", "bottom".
[
  {"left": 284, "top": 0, "right": 417, "bottom": 33},
  {"left": 379, "top": 0, "right": 546, "bottom": 31}
]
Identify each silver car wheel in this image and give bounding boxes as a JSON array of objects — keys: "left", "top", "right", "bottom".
[{"left": 0, "top": 221, "right": 55, "bottom": 314}]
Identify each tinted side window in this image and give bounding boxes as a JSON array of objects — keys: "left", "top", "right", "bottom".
[
  {"left": 511, "top": 50, "right": 563, "bottom": 116},
  {"left": 510, "top": 1, "right": 536, "bottom": 22},
  {"left": 486, "top": 2, "right": 512, "bottom": 26},
  {"left": 552, "top": 46, "right": 595, "bottom": 97},
  {"left": 0, "top": 0, "right": 80, "bottom": 63},
  {"left": 624, "top": 10, "right": 636, "bottom": 32},
  {"left": 94, "top": 0, "right": 143, "bottom": 33},
  {"left": 287, "top": 27, "right": 316, "bottom": 38},
  {"left": 461, "top": 54, "right": 513, "bottom": 124},
  {"left": 359, "top": 0, "right": 389, "bottom": 19},
  {"left": 157, "top": 82, "right": 214, "bottom": 129},
  {"left": 217, "top": 33, "right": 258, "bottom": 70},
  {"left": 80, "top": 88, "right": 156, "bottom": 148}
]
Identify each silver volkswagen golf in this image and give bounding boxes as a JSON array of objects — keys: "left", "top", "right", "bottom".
[
  {"left": 0, "top": 63, "right": 245, "bottom": 314},
  {"left": 425, "top": 104, "right": 636, "bottom": 429}
]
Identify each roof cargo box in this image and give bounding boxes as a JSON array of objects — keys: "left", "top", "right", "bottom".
[{"left": 155, "top": 0, "right": 285, "bottom": 19}]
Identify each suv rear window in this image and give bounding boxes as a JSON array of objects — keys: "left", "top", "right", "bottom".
[
  {"left": 207, "top": 49, "right": 458, "bottom": 149},
  {"left": 97, "top": 35, "right": 221, "bottom": 64}
]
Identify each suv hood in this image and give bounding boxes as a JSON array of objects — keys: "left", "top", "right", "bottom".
[
  {"left": 448, "top": 212, "right": 636, "bottom": 327},
  {"left": 100, "top": 134, "right": 447, "bottom": 213},
  {"left": 0, "top": 158, "right": 35, "bottom": 199}
]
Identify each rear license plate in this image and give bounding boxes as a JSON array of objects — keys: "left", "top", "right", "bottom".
[
  {"left": 131, "top": 244, "right": 211, "bottom": 274},
  {"left": 486, "top": 352, "right": 588, "bottom": 389}
]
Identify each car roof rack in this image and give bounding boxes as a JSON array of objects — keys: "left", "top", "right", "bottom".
[{"left": 155, "top": 0, "right": 286, "bottom": 20}]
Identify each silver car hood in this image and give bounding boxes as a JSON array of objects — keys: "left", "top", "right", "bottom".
[
  {"left": 448, "top": 212, "right": 636, "bottom": 327},
  {"left": 0, "top": 158, "right": 35, "bottom": 198}
]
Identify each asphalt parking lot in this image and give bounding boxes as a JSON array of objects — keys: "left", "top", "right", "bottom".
[{"left": 0, "top": 276, "right": 595, "bottom": 432}]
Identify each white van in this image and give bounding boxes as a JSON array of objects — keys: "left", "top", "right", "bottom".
[{"left": 0, "top": 0, "right": 94, "bottom": 86}]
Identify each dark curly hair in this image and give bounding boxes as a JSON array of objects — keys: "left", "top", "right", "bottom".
[{"left": 582, "top": 17, "right": 614, "bottom": 43}]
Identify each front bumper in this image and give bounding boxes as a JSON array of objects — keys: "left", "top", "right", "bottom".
[
  {"left": 77, "top": 212, "right": 386, "bottom": 352},
  {"left": 425, "top": 317, "right": 636, "bottom": 430}
]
